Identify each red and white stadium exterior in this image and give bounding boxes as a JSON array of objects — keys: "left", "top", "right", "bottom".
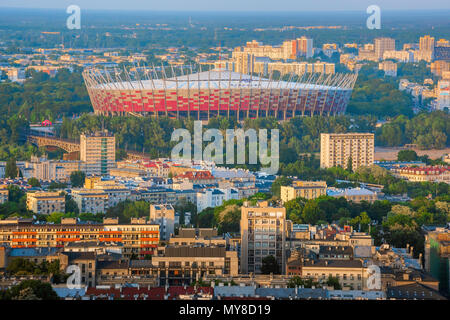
[{"left": 82, "top": 67, "right": 358, "bottom": 120}]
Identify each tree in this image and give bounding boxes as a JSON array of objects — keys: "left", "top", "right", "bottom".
[
  {"left": 302, "top": 201, "right": 323, "bottom": 225},
  {"left": 5, "top": 157, "right": 18, "bottom": 178},
  {"left": 70, "top": 171, "right": 86, "bottom": 188},
  {"left": 46, "top": 212, "right": 65, "bottom": 224},
  {"left": 271, "top": 176, "right": 293, "bottom": 198},
  {"left": 346, "top": 156, "right": 353, "bottom": 173},
  {"left": 0, "top": 280, "right": 59, "bottom": 300},
  {"left": 105, "top": 200, "right": 149, "bottom": 223},
  {"left": 326, "top": 275, "right": 342, "bottom": 290},
  {"left": 397, "top": 150, "right": 418, "bottom": 162},
  {"left": 7, "top": 184, "right": 25, "bottom": 203},
  {"left": 197, "top": 208, "right": 215, "bottom": 228},
  {"left": 261, "top": 255, "right": 280, "bottom": 274},
  {"left": 27, "top": 177, "right": 41, "bottom": 188},
  {"left": 7, "top": 258, "right": 36, "bottom": 275},
  {"left": 65, "top": 194, "right": 79, "bottom": 214}
]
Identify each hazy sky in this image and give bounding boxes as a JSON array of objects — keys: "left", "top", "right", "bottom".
[{"left": 1, "top": 0, "right": 450, "bottom": 11}]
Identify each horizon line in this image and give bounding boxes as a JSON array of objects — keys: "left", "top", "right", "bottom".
[{"left": 1, "top": 7, "right": 450, "bottom": 13}]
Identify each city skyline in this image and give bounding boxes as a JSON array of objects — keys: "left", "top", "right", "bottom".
[{"left": 1, "top": 0, "right": 450, "bottom": 11}]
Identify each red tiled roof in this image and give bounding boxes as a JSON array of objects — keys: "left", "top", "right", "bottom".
[
  {"left": 398, "top": 166, "right": 449, "bottom": 175},
  {"left": 175, "top": 170, "right": 215, "bottom": 180},
  {"left": 85, "top": 287, "right": 166, "bottom": 300}
]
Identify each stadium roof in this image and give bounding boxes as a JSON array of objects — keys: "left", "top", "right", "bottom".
[{"left": 90, "top": 69, "right": 354, "bottom": 91}]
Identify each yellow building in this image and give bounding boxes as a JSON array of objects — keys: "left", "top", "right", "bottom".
[
  {"left": 84, "top": 176, "right": 102, "bottom": 189},
  {"left": 280, "top": 181, "right": 327, "bottom": 203},
  {"left": 26, "top": 192, "right": 65, "bottom": 215}
]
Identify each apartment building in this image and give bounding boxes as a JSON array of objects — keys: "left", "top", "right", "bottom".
[
  {"left": 0, "top": 218, "right": 159, "bottom": 259},
  {"left": 431, "top": 60, "right": 450, "bottom": 77},
  {"left": 240, "top": 201, "right": 287, "bottom": 274},
  {"left": 80, "top": 131, "right": 115, "bottom": 176},
  {"left": 71, "top": 189, "right": 109, "bottom": 214},
  {"left": 374, "top": 38, "right": 396, "bottom": 60},
  {"left": 169, "top": 228, "right": 227, "bottom": 247},
  {"left": 320, "top": 133, "right": 374, "bottom": 170},
  {"left": 150, "top": 204, "right": 175, "bottom": 241},
  {"left": 152, "top": 245, "right": 239, "bottom": 285},
  {"left": 280, "top": 181, "right": 327, "bottom": 203},
  {"left": 102, "top": 223, "right": 159, "bottom": 258},
  {"left": 436, "top": 80, "right": 450, "bottom": 111},
  {"left": 391, "top": 166, "right": 450, "bottom": 184},
  {"left": 93, "top": 185, "right": 131, "bottom": 208},
  {"left": 424, "top": 228, "right": 450, "bottom": 294},
  {"left": 302, "top": 259, "right": 370, "bottom": 290},
  {"left": 383, "top": 50, "right": 415, "bottom": 63},
  {"left": 26, "top": 192, "right": 65, "bottom": 215},
  {"left": 138, "top": 187, "right": 176, "bottom": 204},
  {"left": 419, "top": 35, "right": 435, "bottom": 62},
  {"left": 379, "top": 61, "right": 397, "bottom": 77}
]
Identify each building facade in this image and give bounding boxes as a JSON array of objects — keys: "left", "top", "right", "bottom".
[
  {"left": 150, "top": 204, "right": 175, "bottom": 241},
  {"left": 80, "top": 131, "right": 115, "bottom": 176},
  {"left": 240, "top": 201, "right": 286, "bottom": 275},
  {"left": 280, "top": 181, "right": 327, "bottom": 203},
  {"left": 320, "top": 133, "right": 375, "bottom": 170},
  {"left": 26, "top": 192, "right": 65, "bottom": 215}
]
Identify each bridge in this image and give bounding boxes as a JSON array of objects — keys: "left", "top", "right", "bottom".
[
  {"left": 27, "top": 135, "right": 80, "bottom": 153},
  {"left": 27, "top": 135, "right": 151, "bottom": 161}
]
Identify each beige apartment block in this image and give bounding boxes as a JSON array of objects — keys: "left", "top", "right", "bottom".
[
  {"left": 280, "top": 181, "right": 327, "bottom": 203},
  {"left": 80, "top": 131, "right": 115, "bottom": 176},
  {"left": 302, "top": 260, "right": 370, "bottom": 290},
  {"left": 374, "top": 37, "right": 396, "bottom": 60},
  {"left": 240, "top": 201, "right": 286, "bottom": 275},
  {"left": 320, "top": 133, "right": 374, "bottom": 170},
  {"left": 71, "top": 189, "right": 109, "bottom": 214},
  {"left": 26, "top": 192, "right": 65, "bottom": 215}
]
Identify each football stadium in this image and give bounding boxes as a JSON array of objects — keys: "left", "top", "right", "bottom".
[{"left": 82, "top": 66, "right": 358, "bottom": 120}]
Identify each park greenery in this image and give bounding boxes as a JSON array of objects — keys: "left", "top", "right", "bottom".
[
  {"left": 0, "top": 280, "right": 59, "bottom": 300},
  {"left": 6, "top": 258, "right": 66, "bottom": 283}
]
